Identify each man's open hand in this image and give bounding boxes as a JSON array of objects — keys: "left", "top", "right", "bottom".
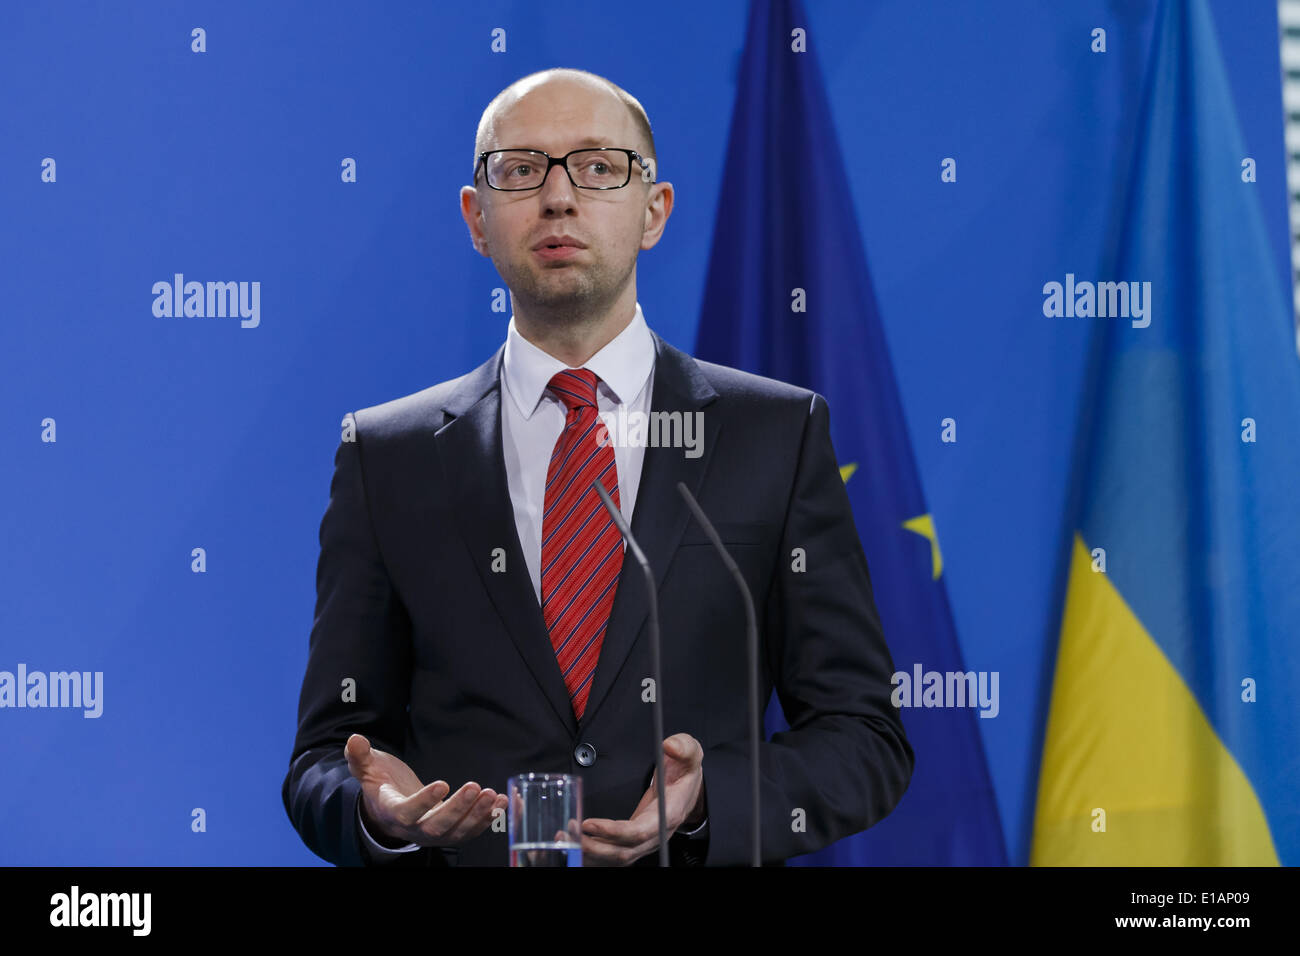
[
  {"left": 345, "top": 733, "right": 507, "bottom": 848},
  {"left": 580, "top": 733, "right": 706, "bottom": 866}
]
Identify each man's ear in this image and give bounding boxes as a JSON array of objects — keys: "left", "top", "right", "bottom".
[
  {"left": 639, "top": 182, "right": 673, "bottom": 251},
  {"left": 461, "top": 185, "right": 491, "bottom": 255}
]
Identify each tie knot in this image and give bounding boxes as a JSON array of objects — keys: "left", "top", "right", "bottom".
[{"left": 548, "top": 368, "right": 600, "bottom": 411}]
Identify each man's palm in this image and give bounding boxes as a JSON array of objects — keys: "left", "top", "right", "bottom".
[
  {"left": 345, "top": 733, "right": 505, "bottom": 847},
  {"left": 581, "top": 733, "right": 705, "bottom": 865},
  {"left": 632, "top": 735, "right": 702, "bottom": 826}
]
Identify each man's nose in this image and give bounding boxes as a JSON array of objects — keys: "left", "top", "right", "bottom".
[{"left": 537, "top": 160, "right": 577, "bottom": 210}]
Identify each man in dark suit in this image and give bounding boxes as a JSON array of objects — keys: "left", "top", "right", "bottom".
[{"left": 282, "top": 67, "right": 913, "bottom": 867}]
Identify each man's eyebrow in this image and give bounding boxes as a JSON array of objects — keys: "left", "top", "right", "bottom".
[{"left": 495, "top": 137, "right": 620, "bottom": 152}]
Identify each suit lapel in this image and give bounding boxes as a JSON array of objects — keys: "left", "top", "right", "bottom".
[
  {"left": 434, "top": 348, "right": 579, "bottom": 737},
  {"left": 433, "top": 333, "right": 722, "bottom": 738},
  {"left": 579, "top": 332, "right": 721, "bottom": 731}
]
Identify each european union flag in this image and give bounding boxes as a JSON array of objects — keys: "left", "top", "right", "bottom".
[
  {"left": 694, "top": 0, "right": 1006, "bottom": 865},
  {"left": 1032, "top": 0, "right": 1300, "bottom": 865}
]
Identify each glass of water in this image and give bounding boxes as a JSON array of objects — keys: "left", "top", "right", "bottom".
[{"left": 507, "top": 772, "right": 583, "bottom": 867}]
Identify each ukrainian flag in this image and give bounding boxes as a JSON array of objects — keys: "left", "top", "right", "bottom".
[{"left": 1032, "top": 0, "right": 1300, "bottom": 866}]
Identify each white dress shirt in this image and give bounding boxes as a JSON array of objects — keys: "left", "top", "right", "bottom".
[
  {"left": 500, "top": 301, "right": 656, "bottom": 602},
  {"left": 357, "top": 302, "right": 706, "bottom": 860}
]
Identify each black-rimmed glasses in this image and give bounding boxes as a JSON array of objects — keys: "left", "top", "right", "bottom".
[{"left": 475, "top": 148, "right": 655, "bottom": 191}]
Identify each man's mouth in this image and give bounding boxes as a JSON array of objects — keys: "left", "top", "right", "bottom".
[
  {"left": 533, "top": 235, "right": 587, "bottom": 251},
  {"left": 534, "top": 241, "right": 585, "bottom": 261}
]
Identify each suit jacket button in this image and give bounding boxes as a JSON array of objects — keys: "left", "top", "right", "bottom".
[{"left": 574, "top": 743, "right": 597, "bottom": 767}]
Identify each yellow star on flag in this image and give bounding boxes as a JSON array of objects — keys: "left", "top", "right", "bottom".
[{"left": 902, "top": 514, "right": 943, "bottom": 580}]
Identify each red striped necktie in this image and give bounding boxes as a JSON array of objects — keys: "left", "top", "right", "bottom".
[{"left": 540, "top": 368, "right": 624, "bottom": 722}]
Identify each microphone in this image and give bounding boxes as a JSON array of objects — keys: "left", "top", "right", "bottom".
[
  {"left": 591, "top": 478, "right": 669, "bottom": 867},
  {"left": 676, "top": 481, "right": 761, "bottom": 867}
]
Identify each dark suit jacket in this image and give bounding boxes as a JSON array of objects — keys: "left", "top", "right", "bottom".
[{"left": 282, "top": 331, "right": 913, "bottom": 866}]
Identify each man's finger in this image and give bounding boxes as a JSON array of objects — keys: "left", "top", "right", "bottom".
[
  {"left": 441, "top": 787, "right": 501, "bottom": 844},
  {"left": 414, "top": 782, "right": 487, "bottom": 841},
  {"left": 391, "top": 778, "right": 451, "bottom": 826},
  {"left": 581, "top": 836, "right": 623, "bottom": 865},
  {"left": 344, "top": 733, "right": 404, "bottom": 785},
  {"left": 344, "top": 733, "right": 372, "bottom": 775},
  {"left": 582, "top": 831, "right": 655, "bottom": 866},
  {"left": 415, "top": 781, "right": 480, "bottom": 826},
  {"left": 663, "top": 733, "right": 702, "bottom": 764},
  {"left": 582, "top": 816, "right": 655, "bottom": 847}
]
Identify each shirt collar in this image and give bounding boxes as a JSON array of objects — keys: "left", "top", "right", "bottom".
[{"left": 502, "top": 301, "right": 655, "bottom": 419}]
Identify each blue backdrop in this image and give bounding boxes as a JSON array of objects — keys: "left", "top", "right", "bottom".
[{"left": 0, "top": 0, "right": 1291, "bottom": 865}]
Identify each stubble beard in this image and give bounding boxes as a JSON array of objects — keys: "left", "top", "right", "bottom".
[{"left": 499, "top": 245, "right": 633, "bottom": 330}]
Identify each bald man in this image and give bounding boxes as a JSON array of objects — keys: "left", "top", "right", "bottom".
[{"left": 282, "top": 68, "right": 913, "bottom": 867}]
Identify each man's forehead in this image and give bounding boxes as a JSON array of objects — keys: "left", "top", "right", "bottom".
[
  {"left": 484, "top": 85, "right": 634, "bottom": 150},
  {"left": 486, "top": 133, "right": 630, "bottom": 153}
]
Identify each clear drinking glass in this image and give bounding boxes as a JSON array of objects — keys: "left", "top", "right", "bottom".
[{"left": 507, "top": 772, "right": 583, "bottom": 867}]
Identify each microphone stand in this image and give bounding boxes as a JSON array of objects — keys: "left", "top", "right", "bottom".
[
  {"left": 592, "top": 479, "right": 669, "bottom": 867},
  {"left": 676, "top": 481, "right": 761, "bottom": 867}
]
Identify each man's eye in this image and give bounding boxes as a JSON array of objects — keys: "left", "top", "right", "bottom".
[{"left": 507, "top": 165, "right": 532, "bottom": 177}]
